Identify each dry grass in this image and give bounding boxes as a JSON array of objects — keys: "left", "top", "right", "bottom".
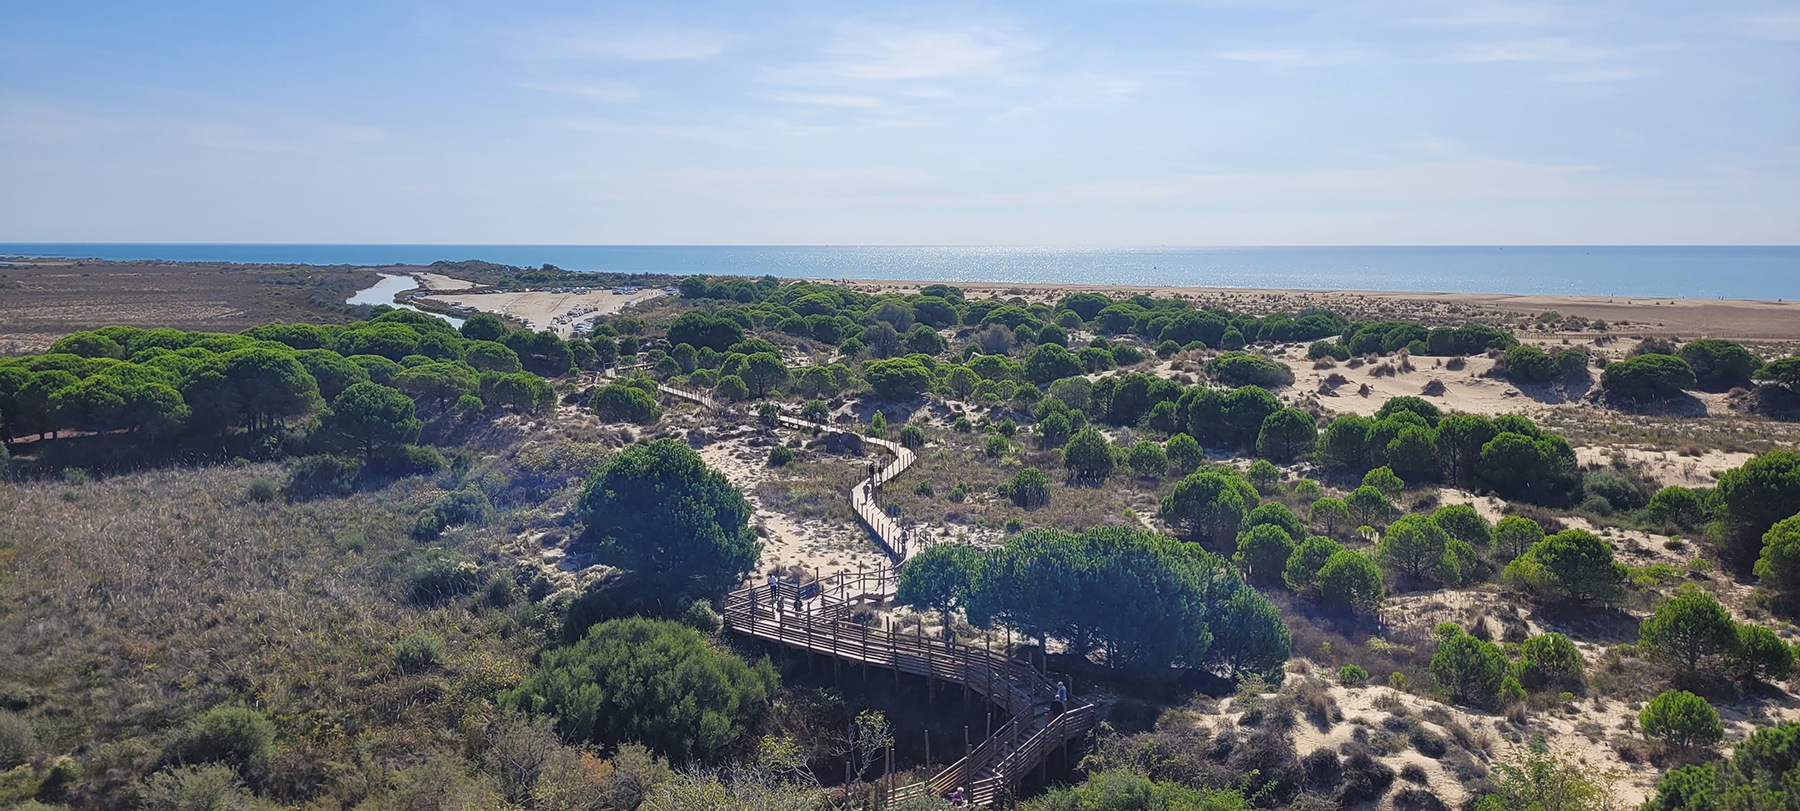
[{"left": 0, "top": 462, "right": 544, "bottom": 806}]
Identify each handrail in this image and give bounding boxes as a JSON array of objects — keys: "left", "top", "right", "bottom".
[
  {"left": 629, "top": 385, "right": 1089, "bottom": 807},
  {"left": 725, "top": 569, "right": 1096, "bottom": 807}
]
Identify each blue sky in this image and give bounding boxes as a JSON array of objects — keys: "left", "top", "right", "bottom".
[{"left": 2, "top": 0, "right": 1796, "bottom": 244}]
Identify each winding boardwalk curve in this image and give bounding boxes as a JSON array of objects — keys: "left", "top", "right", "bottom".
[{"left": 624, "top": 374, "right": 1096, "bottom": 806}]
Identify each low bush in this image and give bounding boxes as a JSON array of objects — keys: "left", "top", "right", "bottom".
[
  {"left": 283, "top": 454, "right": 359, "bottom": 501},
  {"left": 405, "top": 548, "right": 481, "bottom": 605},
  {"left": 159, "top": 706, "right": 277, "bottom": 772},
  {"left": 395, "top": 630, "right": 445, "bottom": 674},
  {"left": 767, "top": 445, "right": 795, "bottom": 467}
]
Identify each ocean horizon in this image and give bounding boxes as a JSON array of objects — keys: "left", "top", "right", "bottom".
[{"left": 5, "top": 244, "right": 1799, "bottom": 301}]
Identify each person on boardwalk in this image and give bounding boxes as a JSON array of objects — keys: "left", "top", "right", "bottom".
[
  {"left": 949, "top": 787, "right": 966, "bottom": 806},
  {"left": 1055, "top": 681, "right": 1067, "bottom": 714},
  {"left": 768, "top": 573, "right": 779, "bottom": 612}
]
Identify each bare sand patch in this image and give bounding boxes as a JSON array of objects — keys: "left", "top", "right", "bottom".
[
  {"left": 422, "top": 288, "right": 666, "bottom": 337},
  {"left": 410, "top": 272, "right": 476, "bottom": 291},
  {"left": 1574, "top": 446, "right": 1753, "bottom": 488},
  {"left": 1279, "top": 350, "right": 1558, "bottom": 418},
  {"left": 693, "top": 433, "right": 890, "bottom": 579}
]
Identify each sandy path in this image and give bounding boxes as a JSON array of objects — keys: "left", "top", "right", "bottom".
[{"left": 694, "top": 438, "right": 890, "bottom": 578}]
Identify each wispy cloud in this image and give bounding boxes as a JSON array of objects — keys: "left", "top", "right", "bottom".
[
  {"left": 1544, "top": 66, "right": 1653, "bottom": 83},
  {"left": 540, "top": 27, "right": 732, "bottom": 61},
  {"left": 1455, "top": 36, "right": 1621, "bottom": 62},
  {"left": 1735, "top": 12, "right": 1800, "bottom": 40},
  {"left": 519, "top": 80, "right": 641, "bottom": 102},
  {"left": 1405, "top": 0, "right": 1588, "bottom": 29},
  {"left": 1213, "top": 48, "right": 1364, "bottom": 67},
  {"left": 763, "top": 91, "right": 883, "bottom": 108},
  {"left": 768, "top": 23, "right": 1041, "bottom": 85},
  {"left": 1046, "top": 160, "right": 1624, "bottom": 204}
]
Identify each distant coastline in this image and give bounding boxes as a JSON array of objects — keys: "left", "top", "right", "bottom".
[{"left": 5, "top": 244, "right": 1799, "bottom": 300}]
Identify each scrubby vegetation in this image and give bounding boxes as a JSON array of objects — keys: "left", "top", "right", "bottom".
[{"left": 5, "top": 269, "right": 1800, "bottom": 810}]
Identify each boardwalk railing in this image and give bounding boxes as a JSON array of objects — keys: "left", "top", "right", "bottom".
[
  {"left": 635, "top": 379, "right": 918, "bottom": 563},
  {"left": 628, "top": 382, "right": 1093, "bottom": 805},
  {"left": 724, "top": 570, "right": 1096, "bottom": 807}
]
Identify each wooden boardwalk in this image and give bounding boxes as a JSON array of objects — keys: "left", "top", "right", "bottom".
[
  {"left": 622, "top": 373, "right": 1096, "bottom": 806},
  {"left": 723, "top": 571, "right": 1095, "bottom": 807}
]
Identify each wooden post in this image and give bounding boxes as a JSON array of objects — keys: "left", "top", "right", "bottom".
[
  {"left": 963, "top": 645, "right": 971, "bottom": 708},
  {"left": 964, "top": 725, "right": 972, "bottom": 804},
  {"left": 924, "top": 729, "right": 930, "bottom": 770}
]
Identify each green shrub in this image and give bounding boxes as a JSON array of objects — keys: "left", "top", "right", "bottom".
[
  {"left": 1638, "top": 590, "right": 1739, "bottom": 679},
  {"left": 898, "top": 424, "right": 925, "bottom": 450},
  {"left": 283, "top": 454, "right": 359, "bottom": 501},
  {"left": 245, "top": 478, "right": 278, "bottom": 503},
  {"left": 1583, "top": 469, "right": 1647, "bottom": 512},
  {"left": 1430, "top": 627, "right": 1507, "bottom": 706},
  {"left": 1499, "top": 675, "right": 1527, "bottom": 706},
  {"left": 1338, "top": 665, "right": 1369, "bottom": 686},
  {"left": 1284, "top": 535, "right": 1345, "bottom": 591},
  {"left": 1246, "top": 459, "right": 1281, "bottom": 493},
  {"left": 35, "top": 757, "right": 79, "bottom": 802},
  {"left": 1729, "top": 623, "right": 1795, "bottom": 684},
  {"left": 394, "top": 631, "right": 445, "bottom": 674},
  {"left": 138, "top": 764, "right": 251, "bottom": 811},
  {"left": 984, "top": 434, "right": 1010, "bottom": 458},
  {"left": 1317, "top": 550, "right": 1384, "bottom": 614},
  {"left": 507, "top": 617, "right": 777, "bottom": 762},
  {"left": 1647, "top": 724, "right": 1800, "bottom": 811},
  {"left": 367, "top": 443, "right": 446, "bottom": 478},
  {"left": 1646, "top": 486, "right": 1711, "bottom": 529},
  {"left": 1207, "top": 352, "right": 1293, "bottom": 388},
  {"left": 1430, "top": 504, "right": 1491, "bottom": 548},
  {"left": 1640, "top": 690, "right": 1723, "bottom": 750},
  {"left": 767, "top": 445, "right": 794, "bottom": 467},
  {"left": 406, "top": 548, "right": 480, "bottom": 604},
  {"left": 0, "top": 710, "right": 35, "bottom": 769},
  {"left": 1501, "top": 344, "right": 1554, "bottom": 384},
  {"left": 1753, "top": 514, "right": 1800, "bottom": 601},
  {"left": 1008, "top": 468, "right": 1051, "bottom": 509},
  {"left": 1513, "top": 633, "right": 1584, "bottom": 689},
  {"left": 1127, "top": 440, "right": 1168, "bottom": 480},
  {"left": 1502, "top": 529, "right": 1626, "bottom": 604},
  {"left": 1061, "top": 427, "right": 1114, "bottom": 481},
  {"left": 575, "top": 438, "right": 759, "bottom": 601},
  {"left": 1602, "top": 354, "right": 1696, "bottom": 401},
  {"left": 160, "top": 706, "right": 276, "bottom": 772},
  {"left": 413, "top": 488, "right": 492, "bottom": 541},
  {"left": 680, "top": 599, "right": 723, "bottom": 634}
]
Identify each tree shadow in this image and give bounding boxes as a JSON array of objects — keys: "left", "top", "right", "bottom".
[
  {"left": 1599, "top": 390, "right": 1709, "bottom": 417},
  {"left": 1530, "top": 602, "right": 1642, "bottom": 646},
  {"left": 1506, "top": 374, "right": 1594, "bottom": 405}
]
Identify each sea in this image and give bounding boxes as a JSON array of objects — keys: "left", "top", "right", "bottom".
[{"left": 3, "top": 244, "right": 1798, "bottom": 301}]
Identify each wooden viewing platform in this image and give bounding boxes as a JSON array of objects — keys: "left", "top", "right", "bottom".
[{"left": 723, "top": 571, "right": 1095, "bottom": 807}]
